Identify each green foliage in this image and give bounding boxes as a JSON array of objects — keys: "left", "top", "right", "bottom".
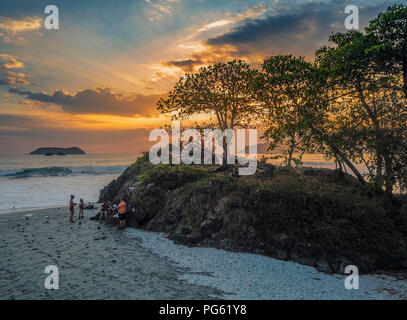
[
  {"left": 258, "top": 5, "right": 407, "bottom": 198},
  {"left": 128, "top": 152, "right": 152, "bottom": 175},
  {"left": 138, "top": 164, "right": 209, "bottom": 190},
  {"left": 259, "top": 55, "right": 316, "bottom": 167},
  {"left": 367, "top": 4, "right": 407, "bottom": 96}
]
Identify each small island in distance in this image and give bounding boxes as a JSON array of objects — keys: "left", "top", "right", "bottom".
[{"left": 30, "top": 147, "right": 86, "bottom": 155}]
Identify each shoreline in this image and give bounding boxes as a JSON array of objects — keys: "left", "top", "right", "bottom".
[
  {"left": 0, "top": 205, "right": 67, "bottom": 215},
  {"left": 1, "top": 207, "right": 407, "bottom": 299}
]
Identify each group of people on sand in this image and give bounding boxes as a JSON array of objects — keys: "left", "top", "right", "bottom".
[
  {"left": 99, "top": 198, "right": 127, "bottom": 230},
  {"left": 69, "top": 194, "right": 127, "bottom": 230}
]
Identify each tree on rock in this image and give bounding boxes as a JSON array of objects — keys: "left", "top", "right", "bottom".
[{"left": 157, "top": 60, "right": 262, "bottom": 130}]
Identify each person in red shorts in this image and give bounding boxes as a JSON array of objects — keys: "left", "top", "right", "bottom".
[{"left": 69, "top": 195, "right": 76, "bottom": 223}]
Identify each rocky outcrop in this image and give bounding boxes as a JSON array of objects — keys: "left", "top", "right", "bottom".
[
  {"left": 30, "top": 147, "right": 85, "bottom": 155},
  {"left": 95, "top": 153, "right": 407, "bottom": 274}
]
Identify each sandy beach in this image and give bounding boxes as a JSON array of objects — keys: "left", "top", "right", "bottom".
[
  {"left": 0, "top": 207, "right": 222, "bottom": 299},
  {"left": 1, "top": 206, "right": 407, "bottom": 300}
]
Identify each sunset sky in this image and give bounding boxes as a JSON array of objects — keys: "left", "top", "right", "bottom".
[{"left": 0, "top": 0, "right": 397, "bottom": 154}]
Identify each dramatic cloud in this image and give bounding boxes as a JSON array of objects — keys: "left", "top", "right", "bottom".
[
  {"left": 0, "top": 16, "right": 42, "bottom": 42},
  {"left": 164, "top": 1, "right": 392, "bottom": 74},
  {"left": 161, "top": 42, "right": 247, "bottom": 74},
  {"left": 163, "top": 58, "right": 203, "bottom": 72},
  {"left": 0, "top": 54, "right": 29, "bottom": 87},
  {"left": 10, "top": 87, "right": 163, "bottom": 117},
  {"left": 161, "top": 3, "right": 270, "bottom": 72},
  {"left": 0, "top": 0, "right": 395, "bottom": 154},
  {"left": 205, "top": 2, "right": 390, "bottom": 59}
]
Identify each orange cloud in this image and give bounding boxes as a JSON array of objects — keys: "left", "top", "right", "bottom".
[
  {"left": 0, "top": 54, "right": 30, "bottom": 87},
  {"left": 0, "top": 54, "right": 25, "bottom": 69},
  {"left": 0, "top": 16, "right": 42, "bottom": 42},
  {"left": 161, "top": 42, "right": 253, "bottom": 74}
]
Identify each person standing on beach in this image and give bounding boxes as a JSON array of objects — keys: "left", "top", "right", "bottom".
[
  {"left": 112, "top": 203, "right": 118, "bottom": 214},
  {"left": 69, "top": 195, "right": 76, "bottom": 223},
  {"left": 78, "top": 199, "right": 84, "bottom": 219},
  {"left": 118, "top": 198, "right": 127, "bottom": 230},
  {"left": 100, "top": 201, "right": 111, "bottom": 223}
]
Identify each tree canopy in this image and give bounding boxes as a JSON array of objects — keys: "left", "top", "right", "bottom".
[
  {"left": 157, "top": 60, "right": 262, "bottom": 130},
  {"left": 157, "top": 4, "right": 407, "bottom": 200}
]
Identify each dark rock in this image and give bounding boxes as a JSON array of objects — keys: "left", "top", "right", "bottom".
[
  {"left": 200, "top": 217, "right": 223, "bottom": 238},
  {"left": 92, "top": 155, "right": 407, "bottom": 274},
  {"left": 330, "top": 257, "right": 354, "bottom": 274},
  {"left": 315, "top": 256, "right": 333, "bottom": 274}
]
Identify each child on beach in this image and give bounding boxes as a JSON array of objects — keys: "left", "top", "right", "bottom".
[
  {"left": 79, "top": 199, "right": 84, "bottom": 219},
  {"left": 69, "top": 195, "right": 76, "bottom": 223},
  {"left": 100, "top": 201, "right": 110, "bottom": 223},
  {"left": 117, "top": 198, "right": 127, "bottom": 230},
  {"left": 112, "top": 203, "right": 118, "bottom": 214}
]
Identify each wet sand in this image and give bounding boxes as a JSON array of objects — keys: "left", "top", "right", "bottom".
[{"left": 0, "top": 207, "right": 222, "bottom": 299}]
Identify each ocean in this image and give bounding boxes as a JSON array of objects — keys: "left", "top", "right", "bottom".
[
  {"left": 0, "top": 153, "right": 367, "bottom": 212},
  {"left": 0, "top": 154, "right": 141, "bottom": 211}
]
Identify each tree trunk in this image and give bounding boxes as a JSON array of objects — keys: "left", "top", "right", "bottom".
[
  {"left": 214, "top": 110, "right": 224, "bottom": 131},
  {"left": 309, "top": 126, "right": 366, "bottom": 187},
  {"left": 335, "top": 156, "right": 343, "bottom": 172},
  {"left": 287, "top": 137, "right": 295, "bottom": 167},
  {"left": 329, "top": 142, "right": 366, "bottom": 187},
  {"left": 384, "top": 154, "right": 395, "bottom": 208},
  {"left": 403, "top": 56, "right": 407, "bottom": 99},
  {"left": 300, "top": 107, "right": 367, "bottom": 187},
  {"left": 375, "top": 153, "right": 383, "bottom": 190}
]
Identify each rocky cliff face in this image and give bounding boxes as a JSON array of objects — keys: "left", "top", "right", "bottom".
[{"left": 96, "top": 153, "right": 407, "bottom": 274}]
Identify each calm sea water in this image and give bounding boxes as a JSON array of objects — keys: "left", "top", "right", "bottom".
[
  {"left": 0, "top": 153, "right": 367, "bottom": 211},
  {"left": 0, "top": 154, "right": 141, "bottom": 211}
]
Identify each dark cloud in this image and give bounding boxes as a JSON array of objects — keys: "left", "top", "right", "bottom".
[
  {"left": 164, "top": 59, "right": 203, "bottom": 72},
  {"left": 10, "top": 87, "right": 163, "bottom": 117},
  {"left": 0, "top": 70, "right": 29, "bottom": 86},
  {"left": 205, "top": 2, "right": 392, "bottom": 59}
]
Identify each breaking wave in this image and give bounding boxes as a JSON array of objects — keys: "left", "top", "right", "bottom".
[{"left": 0, "top": 165, "right": 127, "bottom": 178}]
